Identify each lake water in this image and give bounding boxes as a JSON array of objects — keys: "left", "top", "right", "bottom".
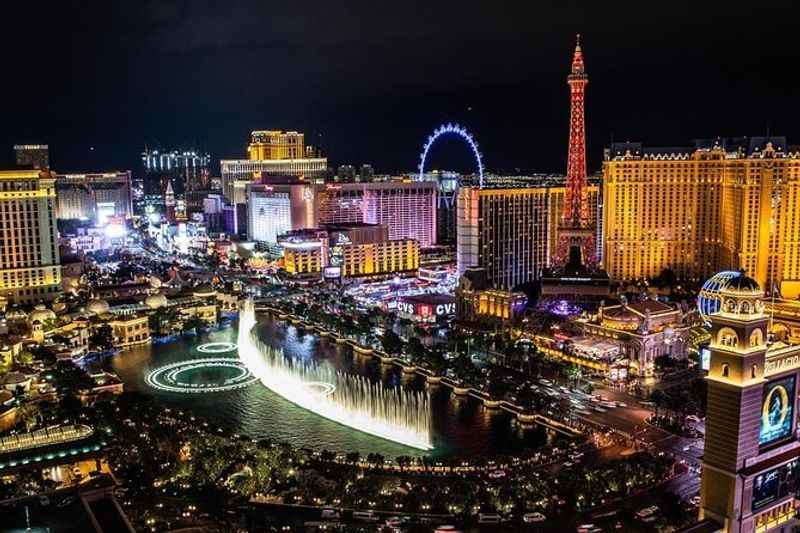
[{"left": 109, "top": 314, "right": 550, "bottom": 458}]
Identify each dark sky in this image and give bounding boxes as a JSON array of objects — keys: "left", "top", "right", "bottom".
[{"left": 1, "top": 1, "right": 798, "bottom": 175}]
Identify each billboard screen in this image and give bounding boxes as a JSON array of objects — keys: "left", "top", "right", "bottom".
[
  {"left": 752, "top": 460, "right": 799, "bottom": 511},
  {"left": 759, "top": 376, "right": 796, "bottom": 447},
  {"left": 323, "top": 266, "right": 341, "bottom": 279},
  {"left": 700, "top": 347, "right": 711, "bottom": 371}
]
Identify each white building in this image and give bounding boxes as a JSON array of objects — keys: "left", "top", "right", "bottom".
[{"left": 246, "top": 184, "right": 315, "bottom": 244}]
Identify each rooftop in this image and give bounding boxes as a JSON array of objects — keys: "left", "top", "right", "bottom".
[{"left": 399, "top": 294, "right": 456, "bottom": 305}]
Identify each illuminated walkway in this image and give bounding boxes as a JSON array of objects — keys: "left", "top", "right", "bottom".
[{"left": 0, "top": 424, "right": 93, "bottom": 454}]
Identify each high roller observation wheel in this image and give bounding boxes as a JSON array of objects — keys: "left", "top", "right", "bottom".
[{"left": 418, "top": 123, "right": 485, "bottom": 188}]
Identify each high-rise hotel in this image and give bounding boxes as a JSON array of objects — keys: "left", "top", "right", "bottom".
[
  {"left": 0, "top": 170, "right": 61, "bottom": 304},
  {"left": 221, "top": 130, "right": 327, "bottom": 204},
  {"left": 316, "top": 182, "right": 437, "bottom": 248},
  {"left": 456, "top": 184, "right": 600, "bottom": 290},
  {"left": 602, "top": 137, "right": 800, "bottom": 298}
]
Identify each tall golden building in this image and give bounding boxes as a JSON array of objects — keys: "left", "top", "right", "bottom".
[
  {"left": 247, "top": 130, "right": 305, "bottom": 160},
  {"left": 221, "top": 130, "right": 327, "bottom": 203},
  {"left": 0, "top": 169, "right": 61, "bottom": 304},
  {"left": 340, "top": 239, "right": 419, "bottom": 278},
  {"left": 277, "top": 224, "right": 419, "bottom": 279},
  {"left": 602, "top": 138, "right": 800, "bottom": 297}
]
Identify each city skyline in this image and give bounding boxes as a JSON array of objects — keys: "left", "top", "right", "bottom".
[
  {"left": 2, "top": 2, "right": 799, "bottom": 175},
  {"left": 4, "top": 3, "right": 800, "bottom": 532}
]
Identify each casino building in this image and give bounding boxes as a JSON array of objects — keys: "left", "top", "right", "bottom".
[
  {"left": 0, "top": 169, "right": 61, "bottom": 304},
  {"left": 221, "top": 130, "right": 326, "bottom": 204},
  {"left": 699, "top": 272, "right": 800, "bottom": 532},
  {"left": 277, "top": 223, "right": 419, "bottom": 280},
  {"left": 456, "top": 183, "right": 600, "bottom": 291},
  {"left": 54, "top": 171, "right": 133, "bottom": 223},
  {"left": 603, "top": 138, "right": 800, "bottom": 298}
]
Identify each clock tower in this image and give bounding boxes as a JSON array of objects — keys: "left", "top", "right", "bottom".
[{"left": 700, "top": 272, "right": 800, "bottom": 532}]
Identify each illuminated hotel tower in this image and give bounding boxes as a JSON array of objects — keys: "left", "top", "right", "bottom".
[
  {"left": 602, "top": 138, "right": 800, "bottom": 296},
  {"left": 0, "top": 170, "right": 61, "bottom": 304},
  {"left": 557, "top": 35, "right": 595, "bottom": 266},
  {"left": 700, "top": 272, "right": 800, "bottom": 532}
]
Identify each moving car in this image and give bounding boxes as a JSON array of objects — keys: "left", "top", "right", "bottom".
[
  {"left": 321, "top": 508, "right": 341, "bottom": 520},
  {"left": 353, "top": 510, "right": 378, "bottom": 522},
  {"left": 478, "top": 513, "right": 502, "bottom": 524},
  {"left": 523, "top": 512, "right": 547, "bottom": 523}
]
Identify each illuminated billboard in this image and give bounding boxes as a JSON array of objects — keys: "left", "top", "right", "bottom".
[
  {"left": 323, "top": 266, "right": 341, "bottom": 279},
  {"left": 759, "top": 376, "right": 796, "bottom": 447},
  {"left": 700, "top": 347, "right": 711, "bottom": 371},
  {"left": 752, "top": 460, "right": 799, "bottom": 511}
]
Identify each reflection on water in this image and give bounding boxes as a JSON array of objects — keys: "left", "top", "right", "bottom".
[{"left": 109, "top": 315, "right": 549, "bottom": 457}]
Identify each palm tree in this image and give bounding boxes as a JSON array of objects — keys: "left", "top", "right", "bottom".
[
  {"left": 565, "top": 365, "right": 583, "bottom": 388},
  {"left": 16, "top": 403, "right": 40, "bottom": 431}
]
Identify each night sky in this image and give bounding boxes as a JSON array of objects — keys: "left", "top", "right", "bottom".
[{"left": 1, "top": 1, "right": 798, "bottom": 175}]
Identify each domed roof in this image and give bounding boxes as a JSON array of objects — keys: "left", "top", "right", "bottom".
[
  {"left": 149, "top": 275, "right": 163, "bottom": 290},
  {"left": 145, "top": 292, "right": 168, "bottom": 309},
  {"left": 192, "top": 284, "right": 217, "bottom": 298},
  {"left": 5, "top": 308, "right": 28, "bottom": 321},
  {"left": 87, "top": 299, "right": 110, "bottom": 315},
  {"left": 61, "top": 276, "right": 81, "bottom": 294},
  {"left": 698, "top": 270, "right": 763, "bottom": 325},
  {"left": 601, "top": 305, "right": 642, "bottom": 330},
  {"left": 29, "top": 305, "right": 56, "bottom": 324},
  {"left": 723, "top": 274, "right": 761, "bottom": 294},
  {"left": 1, "top": 371, "right": 29, "bottom": 385}
]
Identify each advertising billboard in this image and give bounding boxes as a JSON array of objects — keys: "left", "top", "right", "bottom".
[
  {"left": 759, "top": 376, "right": 796, "bottom": 447},
  {"left": 700, "top": 347, "right": 711, "bottom": 371},
  {"left": 752, "top": 460, "right": 799, "bottom": 511}
]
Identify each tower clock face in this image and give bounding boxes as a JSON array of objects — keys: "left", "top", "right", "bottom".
[{"left": 760, "top": 376, "right": 796, "bottom": 446}]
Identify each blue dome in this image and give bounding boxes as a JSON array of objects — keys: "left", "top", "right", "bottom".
[{"left": 698, "top": 270, "right": 742, "bottom": 326}]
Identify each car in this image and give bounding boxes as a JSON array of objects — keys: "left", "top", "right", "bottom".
[
  {"left": 353, "top": 511, "right": 378, "bottom": 522},
  {"left": 385, "top": 516, "right": 405, "bottom": 526},
  {"left": 635, "top": 506, "right": 659, "bottom": 519},
  {"left": 577, "top": 524, "right": 596, "bottom": 532},
  {"left": 523, "top": 512, "right": 546, "bottom": 523},
  {"left": 478, "top": 513, "right": 502, "bottom": 524},
  {"left": 321, "top": 508, "right": 340, "bottom": 520},
  {"left": 594, "top": 407, "right": 607, "bottom": 413}
]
